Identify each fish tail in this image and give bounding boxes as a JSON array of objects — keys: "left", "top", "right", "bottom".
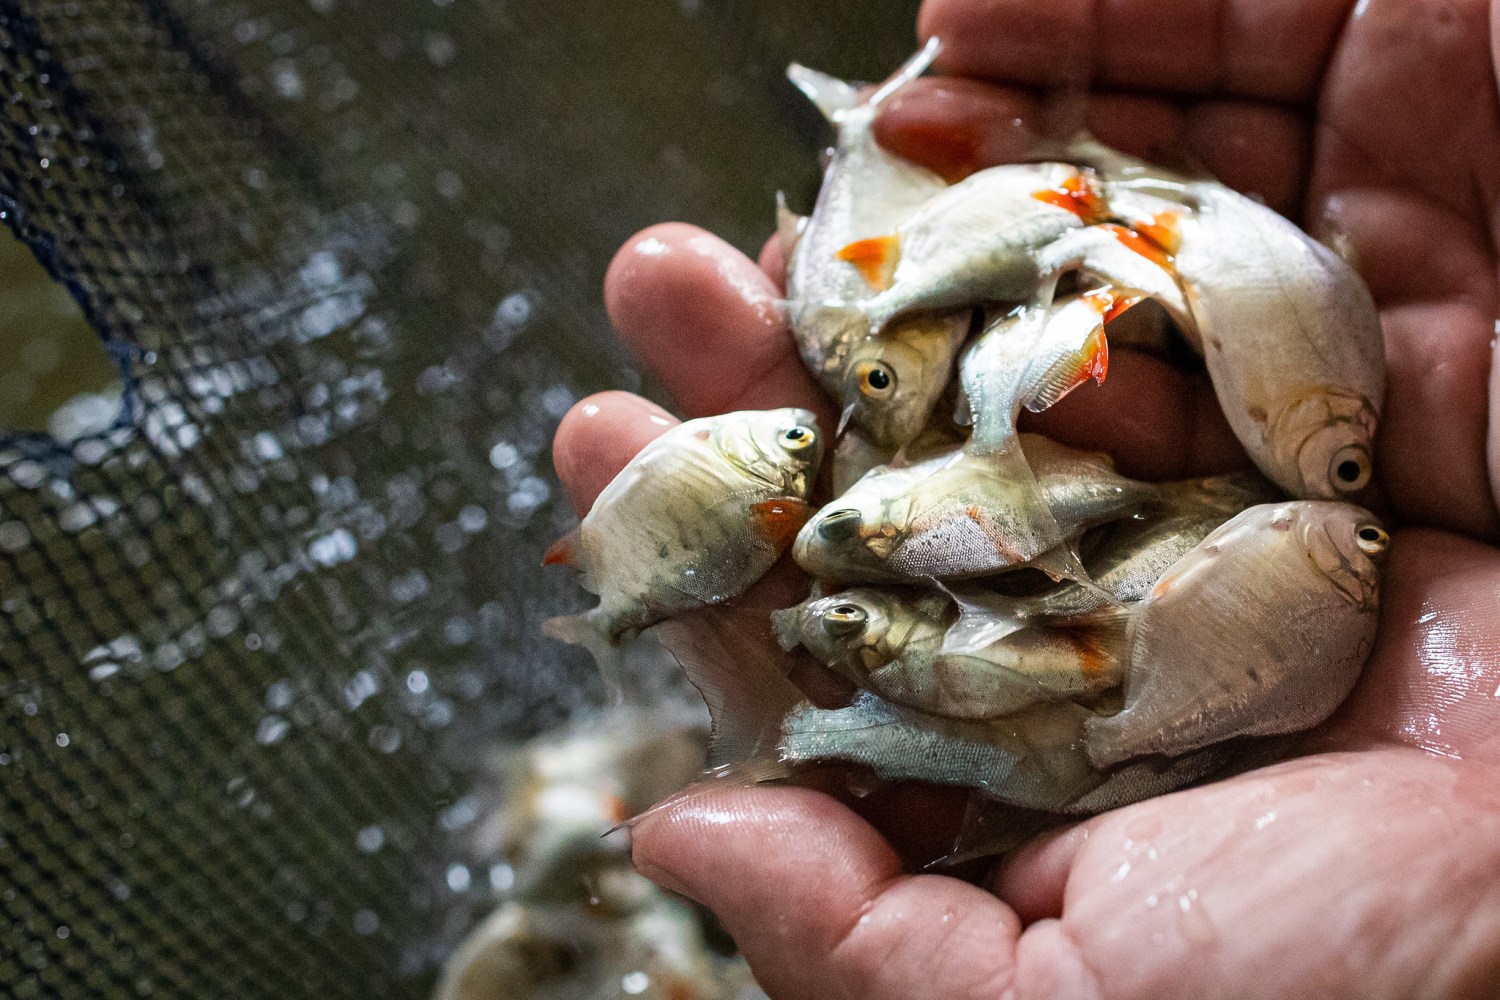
[
  {"left": 868, "top": 37, "right": 942, "bottom": 107},
  {"left": 786, "top": 64, "right": 861, "bottom": 124},
  {"left": 788, "top": 38, "right": 941, "bottom": 124},
  {"left": 655, "top": 607, "right": 805, "bottom": 772},
  {"left": 541, "top": 610, "right": 628, "bottom": 704}
]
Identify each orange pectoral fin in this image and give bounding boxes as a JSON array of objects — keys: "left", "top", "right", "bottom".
[
  {"left": 1136, "top": 211, "right": 1182, "bottom": 255},
  {"left": 1083, "top": 287, "right": 1145, "bottom": 326},
  {"left": 1026, "top": 323, "right": 1109, "bottom": 412},
  {"left": 835, "top": 234, "right": 901, "bottom": 291},
  {"left": 749, "top": 498, "right": 813, "bottom": 551},
  {"left": 542, "top": 530, "right": 579, "bottom": 567},
  {"left": 1033, "top": 173, "right": 1107, "bottom": 225}
]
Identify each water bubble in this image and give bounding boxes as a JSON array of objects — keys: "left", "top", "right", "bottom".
[
  {"left": 540, "top": 385, "right": 574, "bottom": 418},
  {"left": 309, "top": 528, "right": 357, "bottom": 567},
  {"left": 458, "top": 504, "right": 487, "bottom": 533},
  {"left": 55, "top": 733, "right": 69, "bottom": 748},
  {"left": 494, "top": 291, "right": 532, "bottom": 327},
  {"left": 256, "top": 715, "right": 290, "bottom": 745},
  {"left": 343, "top": 670, "right": 379, "bottom": 710},
  {"left": 355, "top": 825, "right": 385, "bottom": 853},
  {"left": 622, "top": 972, "right": 650, "bottom": 995},
  {"left": 352, "top": 909, "right": 380, "bottom": 935},
  {"left": 88, "top": 662, "right": 121, "bottom": 682},
  {"left": 10, "top": 460, "right": 46, "bottom": 489},
  {"left": 438, "top": 796, "right": 479, "bottom": 832},
  {"left": 488, "top": 863, "right": 515, "bottom": 893},
  {"left": 488, "top": 441, "right": 519, "bottom": 470},
  {"left": 265, "top": 680, "right": 295, "bottom": 712},
  {"left": 445, "top": 864, "right": 471, "bottom": 893}
]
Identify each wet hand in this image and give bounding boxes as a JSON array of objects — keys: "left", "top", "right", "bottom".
[{"left": 551, "top": 1, "right": 1500, "bottom": 996}]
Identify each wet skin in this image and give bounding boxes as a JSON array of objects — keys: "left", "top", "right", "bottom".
[{"left": 552, "top": 1, "right": 1500, "bottom": 996}]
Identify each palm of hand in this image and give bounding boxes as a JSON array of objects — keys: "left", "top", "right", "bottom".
[{"left": 551, "top": 1, "right": 1500, "bottom": 996}]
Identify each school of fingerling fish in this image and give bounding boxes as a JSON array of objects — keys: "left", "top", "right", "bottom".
[{"left": 541, "top": 40, "right": 1391, "bottom": 845}]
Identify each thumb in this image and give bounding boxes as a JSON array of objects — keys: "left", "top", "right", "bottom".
[{"left": 629, "top": 783, "right": 1023, "bottom": 1000}]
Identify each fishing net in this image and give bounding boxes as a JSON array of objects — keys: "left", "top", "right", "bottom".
[{"left": 0, "top": 2, "right": 922, "bottom": 996}]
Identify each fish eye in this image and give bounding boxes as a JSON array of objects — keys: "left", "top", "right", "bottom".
[
  {"left": 823, "top": 603, "right": 867, "bottom": 636},
  {"left": 779, "top": 425, "right": 817, "bottom": 452},
  {"left": 1330, "top": 446, "right": 1372, "bottom": 492},
  {"left": 1355, "top": 524, "right": 1389, "bottom": 554},
  {"left": 854, "top": 361, "right": 896, "bottom": 400}
]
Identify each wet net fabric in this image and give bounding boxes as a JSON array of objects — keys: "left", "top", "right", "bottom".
[{"left": 0, "top": 1, "right": 921, "bottom": 997}]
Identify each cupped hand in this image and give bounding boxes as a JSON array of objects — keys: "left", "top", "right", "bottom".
[{"left": 550, "top": 1, "right": 1500, "bottom": 996}]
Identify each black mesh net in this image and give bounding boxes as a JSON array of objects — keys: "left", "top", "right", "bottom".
[{"left": 0, "top": 2, "right": 922, "bottom": 996}]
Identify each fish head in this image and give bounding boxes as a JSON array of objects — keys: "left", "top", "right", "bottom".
[
  {"left": 792, "top": 493, "right": 905, "bottom": 582},
  {"left": 1271, "top": 389, "right": 1379, "bottom": 499},
  {"left": 718, "top": 407, "right": 825, "bottom": 497},
  {"left": 793, "top": 588, "right": 898, "bottom": 672},
  {"left": 840, "top": 314, "right": 967, "bottom": 449},
  {"left": 1294, "top": 501, "right": 1388, "bottom": 610}
]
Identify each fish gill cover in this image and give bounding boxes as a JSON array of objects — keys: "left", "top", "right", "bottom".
[{"left": 0, "top": 1, "right": 923, "bottom": 996}]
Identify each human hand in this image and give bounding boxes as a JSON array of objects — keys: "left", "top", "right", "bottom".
[{"left": 550, "top": 1, "right": 1500, "bottom": 996}]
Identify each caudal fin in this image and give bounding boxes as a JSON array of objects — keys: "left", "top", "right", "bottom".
[
  {"left": 788, "top": 37, "right": 941, "bottom": 125},
  {"left": 655, "top": 607, "right": 805, "bottom": 773},
  {"left": 541, "top": 611, "right": 627, "bottom": 704}
]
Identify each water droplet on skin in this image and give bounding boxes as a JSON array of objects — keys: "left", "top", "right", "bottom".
[
  {"left": 1109, "top": 861, "right": 1132, "bottom": 883},
  {"left": 1175, "top": 889, "right": 1216, "bottom": 944},
  {"left": 1254, "top": 810, "right": 1277, "bottom": 831}
]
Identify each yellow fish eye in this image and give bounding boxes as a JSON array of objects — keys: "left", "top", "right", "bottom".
[
  {"left": 1355, "top": 524, "right": 1389, "bottom": 554},
  {"left": 779, "top": 425, "right": 817, "bottom": 452},
  {"left": 855, "top": 361, "right": 896, "bottom": 400}
]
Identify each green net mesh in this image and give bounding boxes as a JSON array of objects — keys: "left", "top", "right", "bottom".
[{"left": 0, "top": 1, "right": 922, "bottom": 996}]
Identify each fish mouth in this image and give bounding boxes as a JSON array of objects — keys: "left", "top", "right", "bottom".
[{"left": 816, "top": 508, "right": 863, "bottom": 543}]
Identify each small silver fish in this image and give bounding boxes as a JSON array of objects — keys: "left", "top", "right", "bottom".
[
  {"left": 473, "top": 705, "right": 709, "bottom": 902},
  {"left": 775, "top": 587, "right": 1123, "bottom": 719},
  {"left": 960, "top": 291, "right": 1125, "bottom": 457},
  {"left": 1058, "top": 137, "right": 1386, "bottom": 499},
  {"left": 781, "top": 692, "right": 1106, "bottom": 811},
  {"left": 436, "top": 886, "right": 731, "bottom": 1000},
  {"left": 543, "top": 409, "right": 823, "bottom": 651},
  {"left": 1027, "top": 471, "right": 1284, "bottom": 618},
  {"left": 783, "top": 40, "right": 950, "bottom": 388},
  {"left": 848, "top": 161, "right": 1102, "bottom": 333},
  {"left": 1085, "top": 501, "right": 1389, "bottom": 766},
  {"left": 794, "top": 434, "right": 1159, "bottom": 584}
]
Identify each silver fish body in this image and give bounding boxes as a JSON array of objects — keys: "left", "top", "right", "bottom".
[
  {"left": 781, "top": 692, "right": 1105, "bottom": 811},
  {"left": 545, "top": 409, "right": 822, "bottom": 646},
  {"left": 1033, "top": 471, "right": 1283, "bottom": 617},
  {"left": 793, "top": 435, "right": 1159, "bottom": 584},
  {"left": 776, "top": 587, "right": 1121, "bottom": 720},
  {"left": 857, "top": 162, "right": 1095, "bottom": 332},
  {"left": 1085, "top": 501, "right": 1389, "bottom": 767},
  {"left": 785, "top": 43, "right": 948, "bottom": 388},
  {"left": 1095, "top": 172, "right": 1385, "bottom": 500},
  {"left": 961, "top": 293, "right": 1117, "bottom": 457}
]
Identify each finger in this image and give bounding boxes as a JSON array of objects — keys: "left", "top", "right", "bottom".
[
  {"left": 759, "top": 233, "right": 787, "bottom": 292},
  {"left": 605, "top": 223, "right": 831, "bottom": 421},
  {"left": 1320, "top": 527, "right": 1500, "bottom": 767},
  {"left": 875, "top": 78, "right": 1311, "bottom": 217},
  {"left": 553, "top": 391, "right": 678, "bottom": 515},
  {"left": 1018, "top": 348, "right": 1250, "bottom": 482},
  {"left": 989, "top": 823, "right": 1089, "bottom": 923},
  {"left": 917, "top": 0, "right": 1354, "bottom": 103},
  {"left": 631, "top": 783, "right": 1021, "bottom": 1000}
]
